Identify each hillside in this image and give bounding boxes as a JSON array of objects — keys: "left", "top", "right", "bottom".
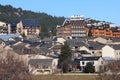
[{"left": 0, "top": 4, "right": 65, "bottom": 37}]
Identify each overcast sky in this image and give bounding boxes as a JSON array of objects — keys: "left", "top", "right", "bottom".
[{"left": 1, "top": 0, "right": 120, "bottom": 26}]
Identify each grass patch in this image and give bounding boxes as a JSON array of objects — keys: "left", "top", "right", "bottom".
[{"left": 33, "top": 75, "right": 96, "bottom": 80}]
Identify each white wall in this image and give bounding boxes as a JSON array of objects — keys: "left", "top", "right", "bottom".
[
  {"left": 57, "top": 37, "right": 66, "bottom": 44},
  {"left": 94, "top": 37, "right": 107, "bottom": 44},
  {"left": 80, "top": 57, "right": 104, "bottom": 72},
  {"left": 115, "top": 50, "right": 120, "bottom": 60},
  {"left": 0, "top": 21, "right": 6, "bottom": 26},
  {"left": 79, "top": 46, "right": 89, "bottom": 52},
  {"left": 102, "top": 45, "right": 115, "bottom": 59}
]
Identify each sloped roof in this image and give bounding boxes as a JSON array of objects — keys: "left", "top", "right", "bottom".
[
  {"left": 88, "top": 41, "right": 105, "bottom": 50},
  {"left": 28, "top": 59, "right": 53, "bottom": 67},
  {"left": 73, "top": 56, "right": 101, "bottom": 64},
  {"left": 67, "top": 39, "right": 86, "bottom": 47},
  {"left": 112, "top": 38, "right": 120, "bottom": 42},
  {"left": 22, "top": 19, "right": 41, "bottom": 27},
  {"left": 0, "top": 39, "right": 5, "bottom": 44},
  {"left": 111, "top": 27, "right": 118, "bottom": 32},
  {"left": 0, "top": 34, "right": 22, "bottom": 41},
  {"left": 10, "top": 21, "right": 19, "bottom": 26},
  {"left": 108, "top": 44, "right": 120, "bottom": 50}
]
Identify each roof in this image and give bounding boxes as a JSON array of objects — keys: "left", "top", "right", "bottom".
[
  {"left": 0, "top": 39, "right": 5, "bottom": 44},
  {"left": 22, "top": 19, "right": 41, "bottom": 27},
  {"left": 112, "top": 38, "right": 120, "bottom": 42},
  {"left": 28, "top": 59, "right": 53, "bottom": 67},
  {"left": 73, "top": 56, "right": 101, "bottom": 64},
  {"left": 108, "top": 44, "right": 120, "bottom": 50},
  {"left": 77, "top": 50, "right": 91, "bottom": 54},
  {"left": 39, "top": 42, "right": 52, "bottom": 54},
  {"left": 51, "top": 44, "right": 62, "bottom": 49},
  {"left": 88, "top": 41, "right": 105, "bottom": 50},
  {"left": 111, "top": 27, "right": 118, "bottom": 32},
  {"left": 112, "top": 45, "right": 120, "bottom": 50},
  {"left": 0, "top": 34, "right": 22, "bottom": 41},
  {"left": 67, "top": 39, "right": 105, "bottom": 50},
  {"left": 10, "top": 22, "right": 19, "bottom": 26},
  {"left": 13, "top": 45, "right": 39, "bottom": 55},
  {"left": 67, "top": 39, "right": 86, "bottom": 47}
]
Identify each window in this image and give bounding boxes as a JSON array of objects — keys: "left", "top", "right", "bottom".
[
  {"left": 101, "top": 61, "right": 103, "bottom": 64},
  {"left": 82, "top": 61, "right": 84, "bottom": 65}
]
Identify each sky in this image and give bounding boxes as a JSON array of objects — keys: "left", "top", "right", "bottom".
[{"left": 0, "top": 0, "right": 120, "bottom": 26}]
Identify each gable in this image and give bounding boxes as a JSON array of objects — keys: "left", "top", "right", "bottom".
[
  {"left": 80, "top": 46, "right": 89, "bottom": 52},
  {"left": 94, "top": 37, "right": 107, "bottom": 44},
  {"left": 102, "top": 45, "right": 114, "bottom": 51}
]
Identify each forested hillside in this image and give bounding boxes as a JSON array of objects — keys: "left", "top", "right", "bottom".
[{"left": 0, "top": 4, "right": 65, "bottom": 37}]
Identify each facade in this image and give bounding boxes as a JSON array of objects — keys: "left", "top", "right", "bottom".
[
  {"left": 91, "top": 28, "right": 112, "bottom": 37},
  {"left": 0, "top": 21, "right": 11, "bottom": 34},
  {"left": 22, "top": 19, "right": 41, "bottom": 36},
  {"left": 10, "top": 19, "right": 41, "bottom": 36},
  {"left": 28, "top": 58, "right": 58, "bottom": 75},
  {"left": 72, "top": 57, "right": 104, "bottom": 72},
  {"left": 10, "top": 22, "right": 22, "bottom": 34},
  {"left": 0, "top": 20, "right": 40, "bottom": 36},
  {"left": 102, "top": 45, "right": 120, "bottom": 60},
  {"left": 86, "top": 27, "right": 120, "bottom": 38},
  {"left": 71, "top": 16, "right": 86, "bottom": 38},
  {"left": 56, "top": 15, "right": 86, "bottom": 39},
  {"left": 56, "top": 21, "right": 71, "bottom": 38}
]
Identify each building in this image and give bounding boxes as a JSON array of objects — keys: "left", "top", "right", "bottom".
[
  {"left": 56, "top": 20, "right": 71, "bottom": 38},
  {"left": 72, "top": 57, "right": 104, "bottom": 72},
  {"left": 0, "top": 21, "right": 11, "bottom": 34},
  {"left": 9, "top": 19, "right": 41, "bottom": 36},
  {"left": 102, "top": 45, "right": 120, "bottom": 60},
  {"left": 28, "top": 58, "right": 58, "bottom": 75},
  {"left": 22, "top": 19, "right": 41, "bottom": 36},
  {"left": 10, "top": 21, "right": 23, "bottom": 34},
  {"left": 56, "top": 15, "right": 86, "bottom": 39},
  {"left": 86, "top": 26, "right": 120, "bottom": 38},
  {"left": 71, "top": 15, "right": 86, "bottom": 38}
]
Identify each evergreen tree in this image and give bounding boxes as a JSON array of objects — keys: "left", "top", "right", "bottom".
[
  {"left": 59, "top": 42, "right": 72, "bottom": 73},
  {"left": 88, "top": 28, "right": 92, "bottom": 36},
  {"left": 0, "top": 4, "right": 65, "bottom": 37},
  {"left": 83, "top": 62, "right": 95, "bottom": 73}
]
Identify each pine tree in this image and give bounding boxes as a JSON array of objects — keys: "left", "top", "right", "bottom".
[
  {"left": 59, "top": 42, "right": 72, "bottom": 73},
  {"left": 88, "top": 28, "right": 92, "bottom": 36}
]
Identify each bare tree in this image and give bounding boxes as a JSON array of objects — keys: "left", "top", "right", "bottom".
[
  {"left": 97, "top": 60, "right": 120, "bottom": 80},
  {"left": 0, "top": 54, "right": 32, "bottom": 80}
]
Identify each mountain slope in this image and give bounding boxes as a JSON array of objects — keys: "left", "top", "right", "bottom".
[{"left": 0, "top": 4, "right": 65, "bottom": 36}]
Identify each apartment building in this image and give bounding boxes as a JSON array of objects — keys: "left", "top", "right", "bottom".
[
  {"left": 22, "top": 19, "right": 41, "bottom": 36},
  {"left": 71, "top": 15, "right": 86, "bottom": 38},
  {"left": 10, "top": 19, "right": 41, "bottom": 36},
  {"left": 56, "top": 19, "right": 71, "bottom": 38},
  {"left": 86, "top": 26, "right": 120, "bottom": 38},
  {"left": 56, "top": 15, "right": 86, "bottom": 39}
]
